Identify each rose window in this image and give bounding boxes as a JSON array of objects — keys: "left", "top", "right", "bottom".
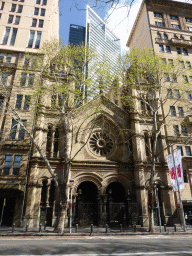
[{"left": 89, "top": 132, "right": 114, "bottom": 156}]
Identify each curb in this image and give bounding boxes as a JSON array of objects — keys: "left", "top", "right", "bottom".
[{"left": 0, "top": 232, "right": 192, "bottom": 237}]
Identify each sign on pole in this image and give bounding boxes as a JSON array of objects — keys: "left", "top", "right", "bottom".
[{"left": 167, "top": 150, "right": 184, "bottom": 191}]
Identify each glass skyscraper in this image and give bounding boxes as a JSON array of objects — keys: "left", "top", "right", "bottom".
[
  {"left": 85, "top": 5, "right": 121, "bottom": 72},
  {"left": 69, "top": 24, "right": 85, "bottom": 46}
]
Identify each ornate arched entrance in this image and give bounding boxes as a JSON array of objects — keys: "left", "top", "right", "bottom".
[
  {"left": 106, "top": 182, "right": 126, "bottom": 226},
  {"left": 76, "top": 181, "right": 99, "bottom": 226}
]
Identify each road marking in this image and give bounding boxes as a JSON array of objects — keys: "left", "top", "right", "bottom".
[{"left": 63, "top": 242, "right": 112, "bottom": 245}]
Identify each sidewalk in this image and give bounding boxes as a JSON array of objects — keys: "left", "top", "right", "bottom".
[{"left": 0, "top": 225, "right": 192, "bottom": 237}]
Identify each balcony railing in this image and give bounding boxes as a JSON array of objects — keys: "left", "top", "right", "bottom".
[{"left": 155, "top": 37, "right": 192, "bottom": 48}]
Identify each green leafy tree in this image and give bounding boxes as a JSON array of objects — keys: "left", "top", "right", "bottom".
[{"left": 119, "top": 47, "right": 192, "bottom": 232}]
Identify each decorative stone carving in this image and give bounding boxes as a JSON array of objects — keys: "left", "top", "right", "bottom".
[{"left": 88, "top": 131, "right": 114, "bottom": 156}]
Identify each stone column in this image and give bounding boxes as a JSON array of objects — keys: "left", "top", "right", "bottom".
[{"left": 46, "top": 184, "right": 51, "bottom": 206}]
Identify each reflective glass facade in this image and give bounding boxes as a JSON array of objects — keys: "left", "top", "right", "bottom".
[{"left": 69, "top": 24, "right": 85, "bottom": 46}]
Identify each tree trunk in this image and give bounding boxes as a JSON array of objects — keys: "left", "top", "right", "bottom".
[{"left": 54, "top": 116, "right": 72, "bottom": 233}]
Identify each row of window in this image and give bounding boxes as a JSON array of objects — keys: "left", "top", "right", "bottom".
[
  {"left": 173, "top": 125, "right": 188, "bottom": 136},
  {"left": 157, "top": 32, "right": 192, "bottom": 42},
  {"left": 164, "top": 74, "right": 192, "bottom": 83},
  {"left": 0, "top": 53, "right": 12, "bottom": 63},
  {"left": 10, "top": 119, "right": 26, "bottom": 139},
  {"left": 167, "top": 89, "right": 192, "bottom": 100},
  {"left": 2, "top": 155, "right": 21, "bottom": 175},
  {"left": 169, "top": 106, "right": 192, "bottom": 117},
  {"left": 163, "top": 59, "right": 192, "bottom": 69},
  {"left": 28, "top": 30, "right": 42, "bottom": 48},
  {"left": 1, "top": 27, "right": 42, "bottom": 48},
  {"left": 2, "top": 27, "right": 17, "bottom": 46},
  {"left": 36, "top": 0, "right": 47, "bottom": 5},
  {"left": 1, "top": 73, "right": 35, "bottom": 87},
  {"left": 154, "top": 12, "right": 192, "bottom": 30},
  {"left": 34, "top": 7, "right": 46, "bottom": 16},
  {"left": 7, "top": 14, "right": 20, "bottom": 25},
  {"left": 32, "top": 18, "right": 44, "bottom": 28},
  {"left": 10, "top": 3, "right": 23, "bottom": 13},
  {"left": 177, "top": 145, "right": 192, "bottom": 157},
  {"left": 170, "top": 106, "right": 184, "bottom": 117},
  {"left": 159, "top": 45, "right": 189, "bottom": 55},
  {"left": 154, "top": 13, "right": 180, "bottom": 20},
  {"left": 15, "top": 94, "right": 30, "bottom": 110}
]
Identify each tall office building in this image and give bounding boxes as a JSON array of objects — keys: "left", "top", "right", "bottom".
[
  {"left": 127, "top": 0, "right": 192, "bottom": 222},
  {"left": 0, "top": 0, "right": 59, "bottom": 227},
  {"left": 85, "top": 5, "right": 121, "bottom": 72},
  {"left": 69, "top": 24, "right": 85, "bottom": 46}
]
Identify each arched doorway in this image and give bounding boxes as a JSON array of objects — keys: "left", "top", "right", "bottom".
[
  {"left": 76, "top": 181, "right": 99, "bottom": 226},
  {"left": 106, "top": 182, "right": 126, "bottom": 226},
  {"left": 0, "top": 189, "right": 23, "bottom": 227}
]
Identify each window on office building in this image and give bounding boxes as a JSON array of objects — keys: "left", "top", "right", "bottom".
[
  {"left": 170, "top": 106, "right": 176, "bottom": 116},
  {"left": 40, "top": 8, "right": 45, "bottom": 16},
  {"left": 3, "top": 155, "right": 12, "bottom": 175},
  {"left": 173, "top": 125, "right": 179, "bottom": 136},
  {"left": 10, "top": 119, "right": 18, "bottom": 139},
  {"left": 183, "top": 48, "right": 188, "bottom": 55},
  {"left": 181, "top": 126, "right": 187, "bottom": 136},
  {"left": 13, "top": 155, "right": 22, "bottom": 175},
  {"left": 155, "top": 21, "right": 164, "bottom": 27},
  {"left": 32, "top": 19, "right": 37, "bottom": 27},
  {"left": 185, "top": 146, "right": 191, "bottom": 156},
  {"left": 28, "top": 30, "right": 35, "bottom": 48},
  {"left": 8, "top": 15, "right": 14, "bottom": 24},
  {"left": 171, "top": 24, "right": 180, "bottom": 29},
  {"left": 166, "top": 46, "right": 171, "bottom": 53},
  {"left": 0, "top": 2, "right": 5, "bottom": 10},
  {"left": 39, "top": 19, "right": 44, "bottom": 28},
  {"left": 167, "top": 89, "right": 172, "bottom": 98},
  {"left": 170, "top": 15, "right": 178, "bottom": 20},
  {"left": 159, "top": 45, "right": 164, "bottom": 52},
  {"left": 154, "top": 12, "right": 163, "bottom": 18},
  {"left": 15, "top": 94, "right": 23, "bottom": 110},
  {"left": 10, "top": 28, "right": 17, "bottom": 46},
  {"left": 174, "top": 89, "right": 180, "bottom": 99},
  {"left": 18, "top": 120, "right": 26, "bottom": 139},
  {"left": 178, "top": 107, "right": 184, "bottom": 116},
  {"left": 34, "top": 31, "right": 42, "bottom": 48},
  {"left": 176, "top": 47, "right": 181, "bottom": 54},
  {"left": 14, "top": 16, "right": 20, "bottom": 25},
  {"left": 2, "top": 27, "right": 11, "bottom": 44},
  {"left": 34, "top": 7, "right": 39, "bottom": 15},
  {"left": 10, "top": 4, "right": 16, "bottom": 12},
  {"left": 17, "top": 5, "right": 23, "bottom": 13},
  {"left": 177, "top": 146, "right": 183, "bottom": 156}
]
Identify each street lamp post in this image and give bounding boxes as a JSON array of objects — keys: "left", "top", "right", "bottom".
[{"left": 69, "top": 179, "right": 74, "bottom": 234}]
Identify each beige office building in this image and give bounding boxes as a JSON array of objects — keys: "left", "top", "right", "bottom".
[
  {"left": 127, "top": 0, "right": 192, "bottom": 225},
  {"left": 0, "top": 0, "right": 59, "bottom": 227}
]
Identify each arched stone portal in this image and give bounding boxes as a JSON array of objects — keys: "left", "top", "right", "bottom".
[
  {"left": 106, "top": 182, "right": 125, "bottom": 202},
  {"left": 76, "top": 181, "right": 99, "bottom": 226},
  {"left": 106, "top": 182, "right": 127, "bottom": 226}
]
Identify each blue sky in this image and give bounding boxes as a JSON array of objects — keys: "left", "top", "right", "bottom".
[
  {"left": 59, "top": 0, "right": 143, "bottom": 52},
  {"left": 59, "top": 0, "right": 111, "bottom": 44}
]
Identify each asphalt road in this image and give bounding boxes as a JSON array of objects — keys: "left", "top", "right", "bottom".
[{"left": 0, "top": 235, "right": 192, "bottom": 256}]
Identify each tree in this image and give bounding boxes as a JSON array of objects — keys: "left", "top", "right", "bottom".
[{"left": 119, "top": 47, "right": 192, "bottom": 232}]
